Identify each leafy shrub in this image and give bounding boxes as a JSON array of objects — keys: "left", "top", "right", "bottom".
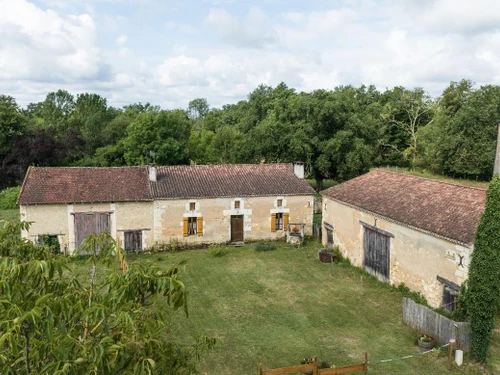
[
  {"left": 254, "top": 242, "right": 276, "bottom": 252},
  {"left": 397, "top": 283, "right": 428, "bottom": 306},
  {"left": 37, "top": 234, "right": 61, "bottom": 255},
  {"left": 0, "top": 186, "right": 20, "bottom": 210},
  {"left": 209, "top": 247, "right": 227, "bottom": 257}
]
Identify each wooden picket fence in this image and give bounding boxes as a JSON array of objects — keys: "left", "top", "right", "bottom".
[{"left": 258, "top": 354, "right": 368, "bottom": 375}]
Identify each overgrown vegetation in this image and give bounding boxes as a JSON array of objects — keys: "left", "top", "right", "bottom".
[
  {"left": 209, "top": 246, "right": 228, "bottom": 257},
  {"left": 0, "top": 221, "right": 215, "bottom": 374},
  {"left": 467, "top": 174, "right": 500, "bottom": 363},
  {"left": 254, "top": 241, "right": 277, "bottom": 252},
  {"left": 1, "top": 80, "right": 500, "bottom": 190},
  {"left": 0, "top": 186, "right": 20, "bottom": 209}
]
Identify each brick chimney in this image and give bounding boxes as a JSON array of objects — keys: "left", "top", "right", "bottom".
[
  {"left": 293, "top": 162, "right": 305, "bottom": 179},
  {"left": 495, "top": 124, "right": 500, "bottom": 176}
]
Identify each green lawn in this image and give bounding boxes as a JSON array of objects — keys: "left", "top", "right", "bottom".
[
  {"left": 70, "top": 241, "right": 498, "bottom": 375},
  {"left": 0, "top": 209, "right": 19, "bottom": 221}
]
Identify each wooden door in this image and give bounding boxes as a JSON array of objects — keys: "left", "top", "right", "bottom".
[
  {"left": 231, "top": 215, "right": 244, "bottom": 242},
  {"left": 363, "top": 227, "right": 390, "bottom": 281},
  {"left": 74, "top": 212, "right": 110, "bottom": 251},
  {"left": 124, "top": 231, "right": 142, "bottom": 252}
]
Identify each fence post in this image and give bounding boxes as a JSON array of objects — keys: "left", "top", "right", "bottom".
[
  {"left": 258, "top": 363, "right": 262, "bottom": 375},
  {"left": 448, "top": 339, "right": 455, "bottom": 369},
  {"left": 313, "top": 356, "right": 318, "bottom": 375},
  {"left": 364, "top": 352, "right": 368, "bottom": 375}
]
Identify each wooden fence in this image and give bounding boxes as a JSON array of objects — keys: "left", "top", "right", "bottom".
[
  {"left": 258, "top": 354, "right": 368, "bottom": 375},
  {"left": 402, "top": 298, "right": 470, "bottom": 351}
]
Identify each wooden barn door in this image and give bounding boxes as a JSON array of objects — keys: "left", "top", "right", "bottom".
[
  {"left": 363, "top": 225, "right": 390, "bottom": 282},
  {"left": 231, "top": 215, "right": 244, "bottom": 242},
  {"left": 124, "top": 230, "right": 142, "bottom": 253},
  {"left": 74, "top": 212, "right": 110, "bottom": 251}
]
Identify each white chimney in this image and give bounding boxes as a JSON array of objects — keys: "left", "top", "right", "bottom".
[
  {"left": 149, "top": 165, "right": 157, "bottom": 182},
  {"left": 494, "top": 124, "right": 500, "bottom": 176},
  {"left": 293, "top": 162, "right": 305, "bottom": 179}
]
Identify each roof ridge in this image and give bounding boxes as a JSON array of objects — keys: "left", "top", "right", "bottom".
[
  {"left": 158, "top": 163, "right": 291, "bottom": 168},
  {"left": 372, "top": 168, "right": 487, "bottom": 191}
]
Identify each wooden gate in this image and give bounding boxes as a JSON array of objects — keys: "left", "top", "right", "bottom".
[
  {"left": 74, "top": 212, "right": 110, "bottom": 251},
  {"left": 124, "top": 230, "right": 142, "bottom": 252},
  {"left": 362, "top": 222, "right": 391, "bottom": 282},
  {"left": 231, "top": 215, "right": 244, "bottom": 242}
]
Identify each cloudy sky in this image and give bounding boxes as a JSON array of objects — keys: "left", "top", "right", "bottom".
[{"left": 1, "top": 0, "right": 500, "bottom": 109}]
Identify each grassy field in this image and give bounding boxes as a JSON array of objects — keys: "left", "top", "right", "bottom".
[
  {"left": 68, "top": 241, "right": 499, "bottom": 375},
  {"left": 377, "top": 167, "right": 490, "bottom": 189},
  {"left": 0, "top": 209, "right": 19, "bottom": 221}
]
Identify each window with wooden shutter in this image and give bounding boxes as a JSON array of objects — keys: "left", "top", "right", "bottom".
[
  {"left": 183, "top": 217, "right": 189, "bottom": 237},
  {"left": 275, "top": 213, "right": 284, "bottom": 230},
  {"left": 283, "top": 212, "right": 289, "bottom": 231},
  {"left": 197, "top": 217, "right": 203, "bottom": 236},
  {"left": 271, "top": 213, "right": 276, "bottom": 232}
]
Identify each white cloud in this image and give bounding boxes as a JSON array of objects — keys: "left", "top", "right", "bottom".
[
  {"left": 116, "top": 34, "right": 127, "bottom": 47},
  {"left": 0, "top": 0, "right": 109, "bottom": 81},
  {"left": 206, "top": 6, "right": 273, "bottom": 47},
  {"left": 417, "top": 0, "right": 500, "bottom": 34}
]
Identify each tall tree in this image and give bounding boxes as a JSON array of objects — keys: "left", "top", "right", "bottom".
[
  {"left": 380, "top": 87, "right": 434, "bottom": 168},
  {"left": 0, "top": 95, "right": 25, "bottom": 159}
]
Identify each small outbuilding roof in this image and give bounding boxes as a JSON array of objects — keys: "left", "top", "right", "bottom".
[
  {"left": 18, "top": 166, "right": 151, "bottom": 205},
  {"left": 151, "top": 163, "right": 315, "bottom": 199},
  {"left": 320, "top": 169, "right": 486, "bottom": 245},
  {"left": 18, "top": 163, "right": 315, "bottom": 205}
]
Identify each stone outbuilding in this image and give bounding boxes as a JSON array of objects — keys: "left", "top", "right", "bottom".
[
  {"left": 320, "top": 169, "right": 486, "bottom": 309},
  {"left": 18, "top": 163, "right": 314, "bottom": 255}
]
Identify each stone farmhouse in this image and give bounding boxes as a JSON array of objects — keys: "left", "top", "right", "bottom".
[
  {"left": 321, "top": 169, "right": 486, "bottom": 310},
  {"left": 18, "top": 163, "right": 315, "bottom": 255}
]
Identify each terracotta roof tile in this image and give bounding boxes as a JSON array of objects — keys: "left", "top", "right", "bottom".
[
  {"left": 320, "top": 169, "right": 486, "bottom": 245},
  {"left": 18, "top": 166, "right": 151, "bottom": 204},
  {"left": 151, "top": 164, "right": 315, "bottom": 199}
]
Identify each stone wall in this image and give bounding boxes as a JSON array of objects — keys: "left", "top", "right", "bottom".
[
  {"left": 321, "top": 198, "right": 472, "bottom": 308},
  {"left": 154, "top": 195, "right": 314, "bottom": 245}
]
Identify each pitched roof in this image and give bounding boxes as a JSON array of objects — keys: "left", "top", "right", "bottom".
[
  {"left": 18, "top": 166, "right": 151, "bottom": 205},
  {"left": 321, "top": 169, "right": 486, "bottom": 245},
  {"left": 151, "top": 164, "right": 315, "bottom": 199},
  {"left": 18, "top": 163, "right": 315, "bottom": 205}
]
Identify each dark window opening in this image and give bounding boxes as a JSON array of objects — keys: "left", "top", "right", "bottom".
[
  {"left": 235, "top": 200, "right": 240, "bottom": 209},
  {"left": 277, "top": 199, "right": 283, "bottom": 207},
  {"left": 276, "top": 213, "right": 284, "bottom": 231},
  {"left": 188, "top": 217, "right": 197, "bottom": 236},
  {"left": 190, "top": 202, "right": 196, "bottom": 211},
  {"left": 38, "top": 234, "right": 60, "bottom": 254},
  {"left": 442, "top": 286, "right": 459, "bottom": 312}
]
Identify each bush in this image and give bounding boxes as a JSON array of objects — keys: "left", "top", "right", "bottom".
[
  {"left": 209, "top": 247, "right": 227, "bottom": 257},
  {"left": 254, "top": 242, "right": 276, "bottom": 252},
  {"left": 397, "top": 283, "right": 428, "bottom": 306},
  {"left": 0, "top": 186, "right": 20, "bottom": 210}
]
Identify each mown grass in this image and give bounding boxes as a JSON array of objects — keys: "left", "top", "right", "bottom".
[{"left": 66, "top": 241, "right": 500, "bottom": 375}]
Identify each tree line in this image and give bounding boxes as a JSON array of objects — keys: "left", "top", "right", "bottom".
[{"left": 1, "top": 79, "right": 500, "bottom": 190}]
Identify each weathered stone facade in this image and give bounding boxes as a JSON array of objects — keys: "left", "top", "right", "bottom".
[
  {"left": 321, "top": 198, "right": 472, "bottom": 308},
  {"left": 20, "top": 195, "right": 313, "bottom": 254}
]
